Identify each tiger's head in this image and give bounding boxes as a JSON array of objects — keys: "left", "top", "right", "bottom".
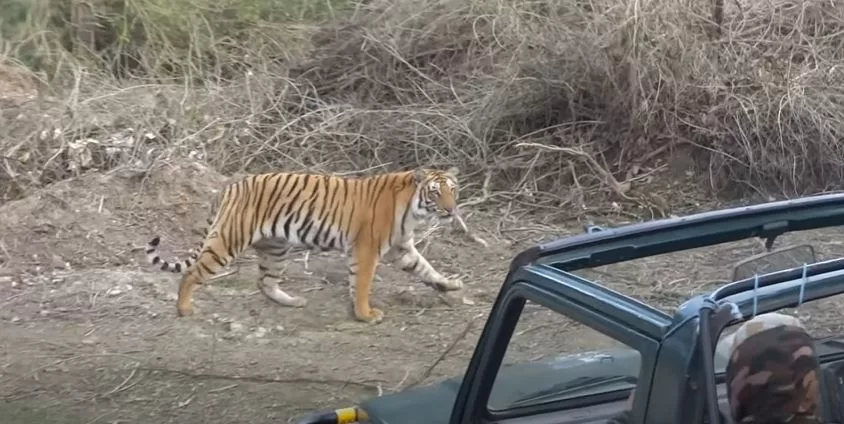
[{"left": 413, "top": 166, "right": 460, "bottom": 220}]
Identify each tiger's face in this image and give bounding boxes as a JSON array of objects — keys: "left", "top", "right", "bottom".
[{"left": 414, "top": 167, "right": 460, "bottom": 220}]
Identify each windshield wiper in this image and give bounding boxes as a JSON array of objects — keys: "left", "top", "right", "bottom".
[{"left": 508, "top": 375, "right": 637, "bottom": 408}]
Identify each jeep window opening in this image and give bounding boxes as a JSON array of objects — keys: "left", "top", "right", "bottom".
[
  {"left": 451, "top": 264, "right": 667, "bottom": 424},
  {"left": 484, "top": 282, "right": 644, "bottom": 417}
]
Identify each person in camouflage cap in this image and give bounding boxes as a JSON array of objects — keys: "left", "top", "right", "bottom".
[
  {"left": 725, "top": 312, "right": 823, "bottom": 424},
  {"left": 606, "top": 312, "right": 822, "bottom": 424}
]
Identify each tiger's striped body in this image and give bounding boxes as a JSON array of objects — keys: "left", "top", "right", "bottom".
[{"left": 144, "top": 167, "right": 463, "bottom": 323}]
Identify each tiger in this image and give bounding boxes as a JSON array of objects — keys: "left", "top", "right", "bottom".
[{"left": 144, "top": 167, "right": 464, "bottom": 324}]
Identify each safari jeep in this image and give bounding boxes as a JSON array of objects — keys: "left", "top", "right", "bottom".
[{"left": 295, "top": 193, "right": 844, "bottom": 424}]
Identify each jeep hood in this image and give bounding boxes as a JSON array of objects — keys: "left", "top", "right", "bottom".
[{"left": 359, "top": 346, "right": 733, "bottom": 424}]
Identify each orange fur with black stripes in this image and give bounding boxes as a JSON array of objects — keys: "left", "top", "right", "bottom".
[{"left": 144, "top": 167, "right": 463, "bottom": 323}]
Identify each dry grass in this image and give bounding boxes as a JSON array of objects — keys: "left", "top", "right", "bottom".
[{"left": 1, "top": 0, "right": 844, "bottom": 216}]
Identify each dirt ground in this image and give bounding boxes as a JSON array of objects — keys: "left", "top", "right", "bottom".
[{"left": 2, "top": 161, "right": 844, "bottom": 424}]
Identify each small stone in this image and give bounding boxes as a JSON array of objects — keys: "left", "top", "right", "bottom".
[
  {"left": 192, "top": 329, "right": 210, "bottom": 339},
  {"left": 51, "top": 255, "right": 65, "bottom": 269},
  {"left": 10, "top": 316, "right": 21, "bottom": 324},
  {"left": 225, "top": 322, "right": 244, "bottom": 333}
]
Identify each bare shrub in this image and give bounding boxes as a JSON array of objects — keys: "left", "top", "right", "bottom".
[{"left": 2, "top": 0, "right": 843, "bottom": 214}]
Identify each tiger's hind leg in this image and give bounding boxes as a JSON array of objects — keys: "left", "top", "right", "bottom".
[
  {"left": 254, "top": 240, "right": 307, "bottom": 308},
  {"left": 389, "top": 239, "right": 463, "bottom": 292},
  {"left": 176, "top": 234, "right": 239, "bottom": 317}
]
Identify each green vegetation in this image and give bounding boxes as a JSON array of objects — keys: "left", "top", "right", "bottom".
[{"left": 0, "top": 0, "right": 350, "bottom": 78}]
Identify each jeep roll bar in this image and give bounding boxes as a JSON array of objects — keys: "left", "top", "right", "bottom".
[{"left": 511, "top": 192, "right": 844, "bottom": 273}]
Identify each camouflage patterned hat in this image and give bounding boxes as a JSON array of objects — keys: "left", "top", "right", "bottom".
[{"left": 725, "top": 313, "right": 821, "bottom": 423}]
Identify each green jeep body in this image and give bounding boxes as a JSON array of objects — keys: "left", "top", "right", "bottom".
[{"left": 296, "top": 193, "right": 844, "bottom": 424}]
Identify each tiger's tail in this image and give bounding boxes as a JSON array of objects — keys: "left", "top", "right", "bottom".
[
  {"left": 146, "top": 200, "right": 219, "bottom": 274},
  {"left": 145, "top": 236, "right": 202, "bottom": 273}
]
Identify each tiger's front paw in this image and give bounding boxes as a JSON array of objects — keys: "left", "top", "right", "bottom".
[
  {"left": 354, "top": 307, "right": 384, "bottom": 324},
  {"left": 433, "top": 277, "right": 464, "bottom": 292},
  {"left": 289, "top": 296, "right": 308, "bottom": 308},
  {"left": 177, "top": 302, "right": 195, "bottom": 317}
]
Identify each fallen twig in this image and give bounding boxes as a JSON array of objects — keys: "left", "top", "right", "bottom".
[
  {"left": 102, "top": 363, "right": 142, "bottom": 397},
  {"left": 208, "top": 383, "right": 239, "bottom": 393},
  {"left": 404, "top": 318, "right": 476, "bottom": 389}
]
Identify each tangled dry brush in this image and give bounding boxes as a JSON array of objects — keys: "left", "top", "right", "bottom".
[{"left": 1, "top": 0, "right": 844, "bottom": 212}]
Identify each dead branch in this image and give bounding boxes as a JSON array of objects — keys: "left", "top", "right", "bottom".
[
  {"left": 451, "top": 212, "right": 489, "bottom": 248},
  {"left": 516, "top": 142, "right": 634, "bottom": 201},
  {"left": 458, "top": 170, "right": 492, "bottom": 209}
]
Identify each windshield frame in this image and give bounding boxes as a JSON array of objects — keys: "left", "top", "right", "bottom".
[{"left": 480, "top": 266, "right": 664, "bottom": 422}]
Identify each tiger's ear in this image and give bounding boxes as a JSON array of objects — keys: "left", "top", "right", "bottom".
[
  {"left": 413, "top": 168, "right": 427, "bottom": 183},
  {"left": 445, "top": 166, "right": 459, "bottom": 177}
]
